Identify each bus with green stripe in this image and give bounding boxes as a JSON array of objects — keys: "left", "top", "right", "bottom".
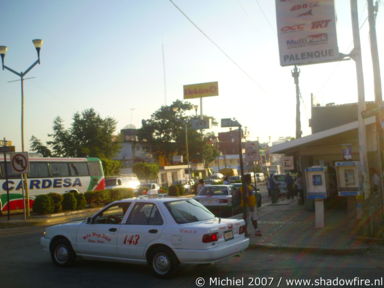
[{"left": 0, "top": 156, "right": 105, "bottom": 212}]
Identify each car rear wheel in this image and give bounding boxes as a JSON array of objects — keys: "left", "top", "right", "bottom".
[
  {"left": 50, "top": 238, "right": 76, "bottom": 267},
  {"left": 150, "top": 247, "right": 178, "bottom": 278}
]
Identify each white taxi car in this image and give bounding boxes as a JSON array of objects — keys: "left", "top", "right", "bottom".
[{"left": 41, "top": 197, "right": 249, "bottom": 278}]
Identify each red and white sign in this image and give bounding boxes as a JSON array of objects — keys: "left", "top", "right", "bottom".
[
  {"left": 276, "top": 0, "right": 339, "bottom": 66},
  {"left": 10, "top": 152, "right": 29, "bottom": 174}
]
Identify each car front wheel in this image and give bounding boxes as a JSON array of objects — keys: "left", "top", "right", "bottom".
[
  {"left": 50, "top": 238, "right": 76, "bottom": 267},
  {"left": 150, "top": 247, "right": 179, "bottom": 278}
]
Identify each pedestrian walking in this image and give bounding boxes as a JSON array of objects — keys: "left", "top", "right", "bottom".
[
  {"left": 285, "top": 173, "right": 294, "bottom": 199},
  {"left": 295, "top": 172, "right": 304, "bottom": 205},
  {"left": 269, "top": 173, "right": 279, "bottom": 203},
  {"left": 196, "top": 179, "right": 205, "bottom": 195},
  {"left": 240, "top": 174, "right": 262, "bottom": 236}
]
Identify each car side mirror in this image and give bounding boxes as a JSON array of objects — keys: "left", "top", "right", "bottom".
[{"left": 86, "top": 217, "right": 92, "bottom": 224}]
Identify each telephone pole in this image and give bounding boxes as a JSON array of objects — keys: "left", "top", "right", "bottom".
[
  {"left": 367, "top": 0, "right": 384, "bottom": 218},
  {"left": 350, "top": 0, "right": 370, "bottom": 222},
  {"left": 292, "top": 65, "right": 302, "bottom": 139}
]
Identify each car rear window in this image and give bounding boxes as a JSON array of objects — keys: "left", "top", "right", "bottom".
[
  {"left": 199, "top": 186, "right": 229, "bottom": 196},
  {"left": 106, "top": 178, "right": 118, "bottom": 186},
  {"left": 165, "top": 199, "right": 215, "bottom": 224}
]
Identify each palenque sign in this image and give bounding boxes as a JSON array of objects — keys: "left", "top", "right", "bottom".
[{"left": 276, "top": 0, "right": 339, "bottom": 66}]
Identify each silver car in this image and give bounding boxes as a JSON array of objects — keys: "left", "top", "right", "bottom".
[{"left": 194, "top": 185, "right": 239, "bottom": 217}]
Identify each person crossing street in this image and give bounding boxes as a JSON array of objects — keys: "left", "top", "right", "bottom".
[{"left": 241, "top": 174, "right": 262, "bottom": 237}]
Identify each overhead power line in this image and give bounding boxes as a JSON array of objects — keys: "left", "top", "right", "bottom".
[{"left": 168, "top": 0, "right": 268, "bottom": 94}]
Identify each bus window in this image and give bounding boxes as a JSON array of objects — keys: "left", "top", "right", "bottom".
[
  {"left": 50, "top": 162, "right": 70, "bottom": 177},
  {"left": 0, "top": 162, "right": 20, "bottom": 179},
  {"left": 69, "top": 162, "right": 89, "bottom": 176},
  {"left": 88, "top": 162, "right": 102, "bottom": 177},
  {"left": 28, "top": 162, "right": 49, "bottom": 178}
]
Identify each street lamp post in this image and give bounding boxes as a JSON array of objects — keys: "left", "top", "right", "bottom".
[{"left": 0, "top": 39, "right": 43, "bottom": 216}]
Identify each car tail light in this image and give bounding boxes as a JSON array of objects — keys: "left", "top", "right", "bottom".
[
  {"left": 239, "top": 225, "right": 246, "bottom": 234},
  {"left": 202, "top": 232, "right": 218, "bottom": 243}
]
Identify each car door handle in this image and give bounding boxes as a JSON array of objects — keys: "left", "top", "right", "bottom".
[
  {"left": 148, "top": 229, "right": 158, "bottom": 234},
  {"left": 109, "top": 228, "right": 118, "bottom": 232}
]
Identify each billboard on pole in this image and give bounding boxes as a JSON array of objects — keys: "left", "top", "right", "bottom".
[
  {"left": 276, "top": 0, "right": 339, "bottom": 66},
  {"left": 183, "top": 81, "right": 219, "bottom": 99}
]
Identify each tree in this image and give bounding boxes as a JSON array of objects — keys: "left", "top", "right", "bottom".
[
  {"left": 30, "top": 109, "right": 121, "bottom": 169},
  {"left": 137, "top": 100, "right": 219, "bottom": 165},
  {"left": 30, "top": 136, "right": 52, "bottom": 157},
  {"left": 133, "top": 162, "right": 160, "bottom": 181}
]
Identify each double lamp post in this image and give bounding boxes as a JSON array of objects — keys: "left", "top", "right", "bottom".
[{"left": 0, "top": 39, "right": 43, "bottom": 216}]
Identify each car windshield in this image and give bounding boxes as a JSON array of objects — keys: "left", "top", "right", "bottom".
[
  {"left": 198, "top": 186, "right": 229, "bottom": 196},
  {"left": 165, "top": 199, "right": 215, "bottom": 224}
]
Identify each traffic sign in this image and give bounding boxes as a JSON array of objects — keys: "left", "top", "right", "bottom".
[
  {"left": 191, "top": 117, "right": 211, "bottom": 130},
  {"left": 10, "top": 152, "right": 29, "bottom": 174},
  {"left": 0, "top": 146, "right": 15, "bottom": 153},
  {"left": 221, "top": 118, "right": 240, "bottom": 128}
]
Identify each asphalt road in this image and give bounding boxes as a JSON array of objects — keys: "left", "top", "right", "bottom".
[{"left": 1, "top": 225, "right": 383, "bottom": 288}]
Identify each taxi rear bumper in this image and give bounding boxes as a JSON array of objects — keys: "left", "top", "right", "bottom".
[{"left": 174, "top": 237, "right": 249, "bottom": 264}]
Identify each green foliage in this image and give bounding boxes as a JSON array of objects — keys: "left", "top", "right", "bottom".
[
  {"left": 33, "top": 195, "right": 54, "bottom": 215},
  {"left": 85, "top": 190, "right": 110, "bottom": 207},
  {"left": 30, "top": 108, "right": 121, "bottom": 159},
  {"left": 75, "top": 193, "right": 87, "bottom": 210},
  {"left": 176, "top": 184, "right": 185, "bottom": 196},
  {"left": 30, "top": 136, "right": 52, "bottom": 157},
  {"left": 62, "top": 192, "right": 77, "bottom": 211},
  {"left": 133, "top": 162, "right": 160, "bottom": 180},
  {"left": 85, "top": 189, "right": 134, "bottom": 207},
  {"left": 110, "top": 188, "right": 135, "bottom": 201},
  {"left": 137, "top": 100, "right": 219, "bottom": 165},
  {"left": 159, "top": 186, "right": 169, "bottom": 194},
  {"left": 101, "top": 158, "right": 121, "bottom": 176},
  {"left": 168, "top": 185, "right": 180, "bottom": 196},
  {"left": 48, "top": 193, "right": 63, "bottom": 213}
]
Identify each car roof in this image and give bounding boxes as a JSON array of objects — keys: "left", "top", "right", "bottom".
[
  {"left": 113, "top": 197, "right": 189, "bottom": 204},
  {"left": 204, "top": 184, "right": 232, "bottom": 187}
]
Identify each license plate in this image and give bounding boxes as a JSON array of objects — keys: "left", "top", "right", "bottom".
[{"left": 224, "top": 230, "right": 234, "bottom": 241}]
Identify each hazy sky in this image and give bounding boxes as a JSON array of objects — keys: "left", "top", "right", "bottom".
[{"left": 0, "top": 0, "right": 383, "bottom": 151}]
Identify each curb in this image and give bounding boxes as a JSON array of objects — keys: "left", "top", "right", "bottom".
[{"left": 247, "top": 242, "right": 370, "bottom": 255}]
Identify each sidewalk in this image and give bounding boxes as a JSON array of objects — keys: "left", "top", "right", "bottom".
[
  {"left": 244, "top": 199, "right": 373, "bottom": 254},
  {"left": 0, "top": 198, "right": 379, "bottom": 254}
]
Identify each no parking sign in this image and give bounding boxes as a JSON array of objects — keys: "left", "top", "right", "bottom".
[{"left": 10, "top": 152, "right": 30, "bottom": 174}]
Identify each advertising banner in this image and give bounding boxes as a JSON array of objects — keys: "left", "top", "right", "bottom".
[
  {"left": 183, "top": 82, "right": 219, "bottom": 99},
  {"left": 276, "top": 0, "right": 339, "bottom": 66}
]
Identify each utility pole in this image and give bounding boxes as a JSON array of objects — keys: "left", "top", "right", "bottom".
[
  {"left": 350, "top": 0, "right": 370, "bottom": 221},
  {"left": 368, "top": 0, "right": 384, "bottom": 216},
  {"left": 292, "top": 65, "right": 302, "bottom": 139}
]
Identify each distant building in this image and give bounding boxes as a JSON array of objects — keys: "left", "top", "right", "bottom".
[
  {"left": 114, "top": 125, "right": 153, "bottom": 174},
  {"left": 310, "top": 102, "right": 375, "bottom": 133}
]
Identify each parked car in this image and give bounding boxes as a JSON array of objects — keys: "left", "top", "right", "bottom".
[
  {"left": 271, "top": 174, "right": 288, "bottom": 203},
  {"left": 40, "top": 197, "right": 249, "bottom": 278},
  {"left": 228, "top": 175, "right": 241, "bottom": 183},
  {"left": 194, "top": 184, "right": 239, "bottom": 217},
  {"left": 255, "top": 173, "right": 265, "bottom": 182},
  {"left": 231, "top": 183, "right": 262, "bottom": 208},
  {"left": 174, "top": 179, "right": 195, "bottom": 194},
  {"left": 139, "top": 183, "right": 160, "bottom": 195},
  {"left": 105, "top": 175, "right": 140, "bottom": 191}
]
